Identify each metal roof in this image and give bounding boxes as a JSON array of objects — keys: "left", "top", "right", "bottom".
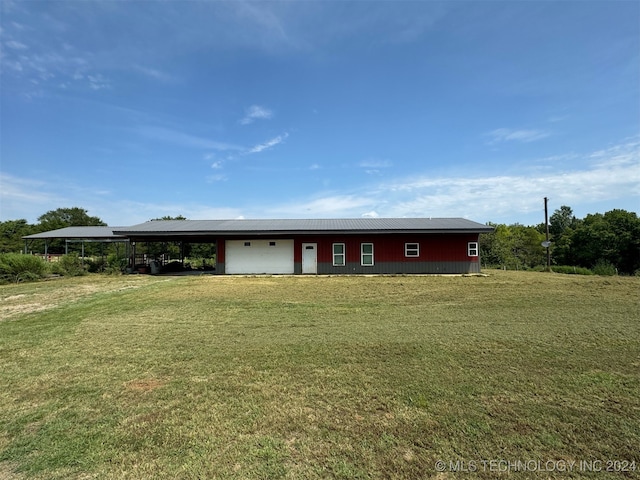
[
  {"left": 114, "top": 218, "right": 493, "bottom": 236},
  {"left": 23, "top": 226, "right": 128, "bottom": 240}
]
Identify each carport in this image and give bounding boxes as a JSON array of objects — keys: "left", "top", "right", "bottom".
[{"left": 22, "top": 226, "right": 130, "bottom": 267}]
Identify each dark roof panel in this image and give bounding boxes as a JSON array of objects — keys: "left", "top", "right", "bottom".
[
  {"left": 23, "top": 226, "right": 127, "bottom": 240},
  {"left": 114, "top": 218, "right": 493, "bottom": 235}
]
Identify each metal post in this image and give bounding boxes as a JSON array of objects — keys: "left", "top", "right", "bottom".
[{"left": 544, "top": 197, "right": 551, "bottom": 271}]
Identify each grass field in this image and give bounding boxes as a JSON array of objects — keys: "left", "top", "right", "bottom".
[{"left": 1, "top": 271, "right": 639, "bottom": 479}]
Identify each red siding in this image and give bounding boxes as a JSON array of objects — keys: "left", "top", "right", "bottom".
[
  {"left": 296, "top": 233, "right": 479, "bottom": 263},
  {"left": 217, "top": 233, "right": 480, "bottom": 271}
]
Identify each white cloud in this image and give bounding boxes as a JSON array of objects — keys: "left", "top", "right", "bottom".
[
  {"left": 87, "top": 74, "right": 110, "bottom": 90},
  {"left": 240, "top": 105, "right": 273, "bottom": 125},
  {"left": 362, "top": 211, "right": 379, "bottom": 218},
  {"left": 5, "top": 40, "right": 28, "bottom": 50},
  {"left": 132, "top": 65, "right": 176, "bottom": 83},
  {"left": 359, "top": 158, "right": 392, "bottom": 168},
  {"left": 359, "top": 158, "right": 392, "bottom": 176},
  {"left": 378, "top": 139, "right": 640, "bottom": 221},
  {"left": 2, "top": 139, "right": 637, "bottom": 226},
  {"left": 266, "top": 194, "right": 377, "bottom": 217},
  {"left": 247, "top": 133, "right": 288, "bottom": 154},
  {"left": 0, "top": 173, "right": 58, "bottom": 204},
  {"left": 105, "top": 201, "right": 246, "bottom": 225},
  {"left": 206, "top": 174, "right": 227, "bottom": 183},
  {"left": 256, "top": 138, "right": 639, "bottom": 222},
  {"left": 487, "top": 128, "right": 550, "bottom": 144},
  {"left": 0, "top": 173, "right": 95, "bottom": 223},
  {"left": 210, "top": 161, "right": 223, "bottom": 169},
  {"left": 135, "top": 125, "right": 242, "bottom": 151}
]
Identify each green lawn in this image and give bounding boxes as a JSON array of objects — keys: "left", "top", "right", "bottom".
[{"left": 1, "top": 271, "right": 639, "bottom": 479}]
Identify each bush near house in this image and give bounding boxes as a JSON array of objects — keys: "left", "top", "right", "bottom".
[
  {"left": 0, "top": 253, "right": 48, "bottom": 284},
  {"left": 50, "top": 254, "right": 87, "bottom": 277}
]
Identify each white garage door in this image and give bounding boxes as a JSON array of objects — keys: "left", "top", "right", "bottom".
[{"left": 225, "top": 239, "right": 294, "bottom": 274}]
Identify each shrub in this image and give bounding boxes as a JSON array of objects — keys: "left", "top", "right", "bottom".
[
  {"left": 86, "top": 257, "right": 106, "bottom": 273},
  {"left": 50, "top": 254, "right": 87, "bottom": 277},
  {"left": 105, "top": 254, "right": 127, "bottom": 275},
  {"left": 592, "top": 260, "right": 617, "bottom": 276},
  {"left": 550, "top": 265, "right": 594, "bottom": 275},
  {"left": 0, "top": 253, "right": 48, "bottom": 283}
]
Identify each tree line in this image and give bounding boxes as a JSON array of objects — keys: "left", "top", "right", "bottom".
[
  {"left": 0, "top": 207, "right": 106, "bottom": 254},
  {"left": 480, "top": 207, "right": 640, "bottom": 275},
  {"left": 1, "top": 206, "right": 639, "bottom": 275}
]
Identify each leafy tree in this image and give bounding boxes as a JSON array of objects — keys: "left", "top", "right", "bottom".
[
  {"left": 509, "top": 224, "right": 546, "bottom": 268},
  {"left": 480, "top": 223, "right": 545, "bottom": 269},
  {"left": 569, "top": 210, "right": 640, "bottom": 274},
  {"left": 150, "top": 215, "right": 187, "bottom": 221},
  {"left": 37, "top": 207, "right": 106, "bottom": 232},
  {"left": 550, "top": 205, "right": 580, "bottom": 237},
  {"left": 602, "top": 209, "right": 640, "bottom": 274},
  {"left": 31, "top": 207, "right": 107, "bottom": 255},
  {"left": 548, "top": 206, "right": 582, "bottom": 266},
  {"left": 480, "top": 223, "right": 510, "bottom": 266},
  {"left": 0, "top": 219, "right": 34, "bottom": 253}
]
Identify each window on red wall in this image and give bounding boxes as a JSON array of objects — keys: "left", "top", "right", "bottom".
[
  {"left": 468, "top": 242, "right": 479, "bottom": 256},
  {"left": 333, "top": 243, "right": 345, "bottom": 266},
  {"left": 405, "top": 243, "right": 419, "bottom": 257},
  {"left": 361, "top": 243, "right": 374, "bottom": 266}
]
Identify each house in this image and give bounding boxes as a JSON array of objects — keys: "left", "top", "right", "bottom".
[{"left": 113, "top": 218, "right": 493, "bottom": 275}]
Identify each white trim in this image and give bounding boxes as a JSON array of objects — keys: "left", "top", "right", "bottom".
[
  {"left": 405, "top": 242, "right": 419, "bottom": 257},
  {"left": 468, "top": 241, "right": 479, "bottom": 257},
  {"left": 361, "top": 242, "right": 374, "bottom": 266}
]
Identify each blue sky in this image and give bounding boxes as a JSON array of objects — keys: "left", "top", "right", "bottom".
[{"left": 1, "top": 0, "right": 638, "bottom": 227}]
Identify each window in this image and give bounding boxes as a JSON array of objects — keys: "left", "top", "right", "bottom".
[
  {"left": 269, "top": 241, "right": 276, "bottom": 246},
  {"left": 405, "top": 243, "right": 419, "bottom": 257},
  {"left": 468, "top": 242, "right": 479, "bottom": 257},
  {"left": 361, "top": 243, "right": 374, "bottom": 266},
  {"left": 333, "top": 243, "right": 345, "bottom": 266},
  {"left": 244, "top": 241, "right": 251, "bottom": 247}
]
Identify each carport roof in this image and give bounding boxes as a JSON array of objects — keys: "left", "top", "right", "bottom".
[
  {"left": 113, "top": 218, "right": 493, "bottom": 236},
  {"left": 23, "top": 226, "right": 128, "bottom": 240}
]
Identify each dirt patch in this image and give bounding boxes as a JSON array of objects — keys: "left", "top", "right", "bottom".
[
  {"left": 0, "top": 278, "right": 163, "bottom": 321},
  {"left": 0, "top": 302, "right": 49, "bottom": 317},
  {"left": 124, "top": 378, "right": 166, "bottom": 393}
]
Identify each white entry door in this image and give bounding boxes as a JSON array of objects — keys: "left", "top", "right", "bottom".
[{"left": 301, "top": 243, "right": 317, "bottom": 274}]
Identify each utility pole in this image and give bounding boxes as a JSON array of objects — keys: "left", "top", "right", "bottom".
[{"left": 544, "top": 197, "right": 551, "bottom": 271}]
